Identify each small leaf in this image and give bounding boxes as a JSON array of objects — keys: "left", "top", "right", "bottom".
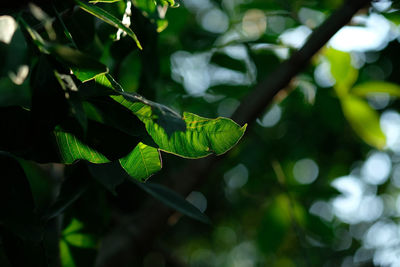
[
  {"left": 134, "top": 181, "right": 211, "bottom": 224},
  {"left": 157, "top": 19, "right": 168, "bottom": 33},
  {"left": 63, "top": 218, "right": 84, "bottom": 235},
  {"left": 74, "top": 0, "right": 142, "bottom": 49},
  {"left": 119, "top": 142, "right": 162, "bottom": 182},
  {"left": 325, "top": 48, "right": 358, "bottom": 97},
  {"left": 60, "top": 240, "right": 76, "bottom": 267},
  {"left": 64, "top": 233, "right": 97, "bottom": 249},
  {"left": 351, "top": 81, "right": 400, "bottom": 97},
  {"left": 341, "top": 95, "right": 386, "bottom": 149}
]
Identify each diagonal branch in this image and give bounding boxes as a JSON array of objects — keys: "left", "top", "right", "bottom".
[
  {"left": 232, "top": 0, "right": 371, "bottom": 125},
  {"left": 98, "top": 0, "right": 372, "bottom": 265}
]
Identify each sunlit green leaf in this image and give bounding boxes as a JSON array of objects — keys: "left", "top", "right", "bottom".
[
  {"left": 133, "top": 0, "right": 157, "bottom": 13},
  {"left": 89, "top": 0, "right": 121, "bottom": 3},
  {"left": 157, "top": 0, "right": 178, "bottom": 7},
  {"left": 157, "top": 19, "right": 169, "bottom": 32},
  {"left": 65, "top": 233, "right": 98, "bottom": 249},
  {"left": 60, "top": 240, "right": 76, "bottom": 267},
  {"left": 74, "top": 0, "right": 142, "bottom": 49},
  {"left": 341, "top": 95, "right": 386, "bottom": 149},
  {"left": 54, "top": 130, "right": 110, "bottom": 164},
  {"left": 351, "top": 81, "right": 400, "bottom": 97},
  {"left": 119, "top": 142, "right": 161, "bottom": 181},
  {"left": 325, "top": 48, "right": 358, "bottom": 97},
  {"left": 134, "top": 181, "right": 211, "bottom": 224},
  {"left": 63, "top": 219, "right": 84, "bottom": 235},
  {"left": 112, "top": 96, "right": 247, "bottom": 158},
  {"left": 54, "top": 128, "right": 159, "bottom": 182}
]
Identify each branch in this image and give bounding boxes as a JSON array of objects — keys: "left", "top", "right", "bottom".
[
  {"left": 232, "top": 0, "right": 371, "bottom": 125},
  {"left": 97, "top": 0, "right": 372, "bottom": 265}
]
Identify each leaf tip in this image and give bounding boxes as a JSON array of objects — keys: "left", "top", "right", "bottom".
[{"left": 241, "top": 123, "right": 248, "bottom": 132}]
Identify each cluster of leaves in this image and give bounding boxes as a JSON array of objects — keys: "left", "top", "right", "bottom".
[{"left": 0, "top": 0, "right": 246, "bottom": 266}]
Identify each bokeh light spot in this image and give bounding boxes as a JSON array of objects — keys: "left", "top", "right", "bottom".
[{"left": 293, "top": 158, "right": 319, "bottom": 184}]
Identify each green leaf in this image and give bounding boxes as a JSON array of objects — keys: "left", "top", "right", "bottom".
[
  {"left": 60, "top": 240, "right": 76, "bottom": 267},
  {"left": 49, "top": 45, "right": 108, "bottom": 82},
  {"left": 156, "top": 19, "right": 169, "bottom": 33},
  {"left": 54, "top": 123, "right": 158, "bottom": 183},
  {"left": 112, "top": 95, "right": 247, "bottom": 158},
  {"left": 89, "top": 0, "right": 121, "bottom": 3},
  {"left": 84, "top": 96, "right": 153, "bottom": 145},
  {"left": 54, "top": 130, "right": 110, "bottom": 164},
  {"left": 119, "top": 142, "right": 162, "bottom": 182},
  {"left": 134, "top": 181, "right": 211, "bottom": 224},
  {"left": 351, "top": 81, "right": 400, "bottom": 97},
  {"left": 157, "top": 0, "right": 178, "bottom": 7},
  {"left": 341, "top": 95, "right": 386, "bottom": 149},
  {"left": 133, "top": 0, "right": 157, "bottom": 13},
  {"left": 64, "top": 233, "right": 97, "bottom": 249},
  {"left": 74, "top": 0, "right": 142, "bottom": 50},
  {"left": 325, "top": 48, "right": 358, "bottom": 97},
  {"left": 63, "top": 218, "right": 84, "bottom": 235},
  {"left": 88, "top": 144, "right": 160, "bottom": 189},
  {"left": 18, "top": 18, "right": 48, "bottom": 53},
  {"left": 60, "top": 218, "right": 98, "bottom": 266}
]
